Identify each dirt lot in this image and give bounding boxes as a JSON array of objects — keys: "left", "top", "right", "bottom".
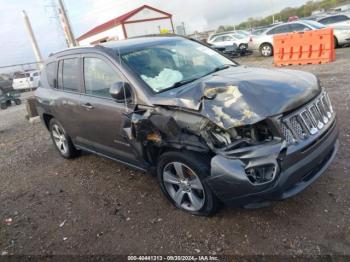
[{"left": 1, "top": 48, "right": 350, "bottom": 256}]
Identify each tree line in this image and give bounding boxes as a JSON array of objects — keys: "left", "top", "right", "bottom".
[{"left": 216, "top": 0, "right": 350, "bottom": 32}]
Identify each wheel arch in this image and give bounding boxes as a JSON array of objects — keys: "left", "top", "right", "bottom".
[
  {"left": 334, "top": 36, "right": 339, "bottom": 48},
  {"left": 42, "top": 113, "right": 54, "bottom": 130},
  {"left": 259, "top": 42, "right": 273, "bottom": 50},
  {"left": 143, "top": 143, "right": 212, "bottom": 173}
]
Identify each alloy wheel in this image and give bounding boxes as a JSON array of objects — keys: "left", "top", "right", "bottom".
[
  {"left": 52, "top": 124, "right": 68, "bottom": 154},
  {"left": 162, "top": 162, "right": 205, "bottom": 212},
  {"left": 261, "top": 45, "right": 272, "bottom": 56}
]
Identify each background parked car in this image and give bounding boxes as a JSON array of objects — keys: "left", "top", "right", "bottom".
[
  {"left": 249, "top": 20, "right": 349, "bottom": 56},
  {"left": 207, "top": 32, "right": 249, "bottom": 50},
  {"left": 317, "top": 13, "right": 350, "bottom": 27},
  {"left": 12, "top": 70, "right": 40, "bottom": 91},
  {"left": 210, "top": 42, "right": 241, "bottom": 57}
]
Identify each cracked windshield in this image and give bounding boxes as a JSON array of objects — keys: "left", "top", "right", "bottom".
[{"left": 122, "top": 39, "right": 235, "bottom": 92}]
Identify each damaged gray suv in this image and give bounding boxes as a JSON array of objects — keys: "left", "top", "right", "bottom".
[{"left": 36, "top": 36, "right": 339, "bottom": 216}]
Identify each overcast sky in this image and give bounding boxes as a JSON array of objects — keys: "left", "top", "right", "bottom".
[{"left": 0, "top": 0, "right": 310, "bottom": 68}]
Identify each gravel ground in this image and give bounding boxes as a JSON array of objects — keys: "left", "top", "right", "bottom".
[{"left": 1, "top": 48, "right": 350, "bottom": 256}]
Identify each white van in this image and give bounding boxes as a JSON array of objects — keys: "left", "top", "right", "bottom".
[{"left": 12, "top": 70, "right": 40, "bottom": 91}]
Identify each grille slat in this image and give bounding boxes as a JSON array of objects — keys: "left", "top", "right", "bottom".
[{"left": 281, "top": 92, "right": 334, "bottom": 145}]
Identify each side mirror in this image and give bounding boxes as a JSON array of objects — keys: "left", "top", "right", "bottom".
[{"left": 109, "top": 82, "right": 132, "bottom": 102}]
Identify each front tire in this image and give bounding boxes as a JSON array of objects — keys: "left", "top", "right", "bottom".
[
  {"left": 14, "top": 99, "right": 21, "bottom": 105},
  {"left": 260, "top": 43, "right": 273, "bottom": 57},
  {"left": 157, "top": 151, "right": 220, "bottom": 216},
  {"left": 49, "top": 119, "right": 80, "bottom": 159}
]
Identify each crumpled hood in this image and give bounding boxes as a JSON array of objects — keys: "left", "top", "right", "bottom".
[{"left": 150, "top": 66, "right": 321, "bottom": 129}]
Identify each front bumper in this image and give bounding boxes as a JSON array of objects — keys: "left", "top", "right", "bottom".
[{"left": 206, "top": 119, "right": 339, "bottom": 207}]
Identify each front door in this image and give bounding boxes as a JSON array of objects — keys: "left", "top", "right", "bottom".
[{"left": 76, "top": 55, "right": 139, "bottom": 166}]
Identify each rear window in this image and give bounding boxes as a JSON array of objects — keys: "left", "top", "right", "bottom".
[
  {"left": 14, "top": 73, "right": 26, "bottom": 79},
  {"left": 58, "top": 58, "right": 80, "bottom": 92},
  {"left": 45, "top": 62, "right": 56, "bottom": 88},
  {"left": 301, "top": 20, "right": 325, "bottom": 29}
]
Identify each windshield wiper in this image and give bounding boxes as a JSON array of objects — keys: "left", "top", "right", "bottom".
[
  {"left": 210, "top": 64, "right": 232, "bottom": 73},
  {"left": 197, "top": 64, "right": 232, "bottom": 80},
  {"left": 160, "top": 78, "right": 199, "bottom": 93}
]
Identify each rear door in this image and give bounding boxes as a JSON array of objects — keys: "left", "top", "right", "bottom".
[
  {"left": 211, "top": 36, "right": 226, "bottom": 47},
  {"left": 54, "top": 56, "right": 85, "bottom": 144},
  {"left": 76, "top": 54, "right": 139, "bottom": 165},
  {"left": 222, "top": 35, "right": 236, "bottom": 46},
  {"left": 12, "top": 73, "right": 27, "bottom": 90}
]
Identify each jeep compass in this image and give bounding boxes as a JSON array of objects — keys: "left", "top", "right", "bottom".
[{"left": 35, "top": 36, "right": 339, "bottom": 216}]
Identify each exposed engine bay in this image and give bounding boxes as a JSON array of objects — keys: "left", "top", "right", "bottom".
[{"left": 124, "top": 102, "right": 280, "bottom": 162}]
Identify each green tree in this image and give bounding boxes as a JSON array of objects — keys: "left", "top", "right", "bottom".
[{"left": 217, "top": 0, "right": 350, "bottom": 31}]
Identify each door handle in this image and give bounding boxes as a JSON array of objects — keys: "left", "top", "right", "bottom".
[{"left": 81, "top": 103, "right": 94, "bottom": 110}]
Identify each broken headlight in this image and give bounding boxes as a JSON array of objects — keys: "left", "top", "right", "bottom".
[{"left": 203, "top": 120, "right": 274, "bottom": 149}]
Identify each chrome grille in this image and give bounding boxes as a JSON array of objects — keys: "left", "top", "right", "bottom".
[{"left": 281, "top": 92, "right": 334, "bottom": 145}]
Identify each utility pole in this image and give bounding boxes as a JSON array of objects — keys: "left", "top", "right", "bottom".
[
  {"left": 22, "top": 10, "right": 43, "bottom": 69},
  {"left": 57, "top": 0, "right": 77, "bottom": 47},
  {"left": 181, "top": 22, "right": 186, "bottom": 36}
]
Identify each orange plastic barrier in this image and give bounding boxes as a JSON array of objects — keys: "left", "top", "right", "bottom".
[{"left": 273, "top": 28, "right": 336, "bottom": 66}]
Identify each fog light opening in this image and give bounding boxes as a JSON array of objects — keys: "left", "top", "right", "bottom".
[{"left": 246, "top": 164, "right": 276, "bottom": 184}]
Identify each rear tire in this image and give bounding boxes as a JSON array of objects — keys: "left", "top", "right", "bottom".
[
  {"left": 6, "top": 100, "right": 11, "bottom": 106},
  {"left": 14, "top": 99, "right": 21, "bottom": 105},
  {"left": 49, "top": 118, "right": 80, "bottom": 159},
  {"left": 157, "top": 151, "right": 221, "bottom": 216},
  {"left": 260, "top": 43, "right": 273, "bottom": 57}
]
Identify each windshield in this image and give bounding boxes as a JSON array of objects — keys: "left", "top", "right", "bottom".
[
  {"left": 121, "top": 39, "right": 236, "bottom": 93},
  {"left": 302, "top": 20, "right": 326, "bottom": 29}
]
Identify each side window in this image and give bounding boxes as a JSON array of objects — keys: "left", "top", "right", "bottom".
[
  {"left": 62, "top": 58, "right": 80, "bottom": 92},
  {"left": 213, "top": 36, "right": 224, "bottom": 42},
  {"left": 83, "top": 57, "right": 122, "bottom": 98},
  {"left": 267, "top": 25, "right": 291, "bottom": 35},
  {"left": 333, "top": 15, "right": 350, "bottom": 22},
  {"left": 45, "top": 62, "right": 56, "bottom": 88},
  {"left": 290, "top": 23, "right": 310, "bottom": 32},
  {"left": 223, "top": 36, "right": 233, "bottom": 41},
  {"left": 319, "top": 17, "right": 334, "bottom": 25}
]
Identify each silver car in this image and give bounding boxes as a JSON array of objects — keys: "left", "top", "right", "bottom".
[
  {"left": 316, "top": 14, "right": 350, "bottom": 47},
  {"left": 317, "top": 13, "right": 350, "bottom": 27},
  {"left": 207, "top": 32, "right": 249, "bottom": 50},
  {"left": 249, "top": 20, "right": 350, "bottom": 56}
]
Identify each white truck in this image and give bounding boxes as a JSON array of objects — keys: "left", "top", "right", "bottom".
[{"left": 12, "top": 70, "right": 40, "bottom": 91}]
